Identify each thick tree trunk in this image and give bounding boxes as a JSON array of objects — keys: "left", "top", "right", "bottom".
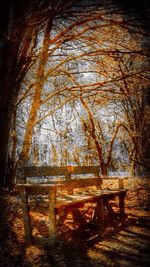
[
  {"left": 0, "top": 94, "right": 14, "bottom": 186},
  {"left": 0, "top": 1, "right": 38, "bottom": 187},
  {"left": 138, "top": 88, "right": 150, "bottom": 176},
  {"left": 18, "top": 18, "right": 54, "bottom": 165}
]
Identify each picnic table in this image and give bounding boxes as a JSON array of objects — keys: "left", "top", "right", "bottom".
[{"left": 15, "top": 166, "right": 127, "bottom": 244}]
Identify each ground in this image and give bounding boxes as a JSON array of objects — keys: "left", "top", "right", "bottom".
[{"left": 0, "top": 177, "right": 150, "bottom": 267}]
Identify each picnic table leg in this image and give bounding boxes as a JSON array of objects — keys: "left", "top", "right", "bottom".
[
  {"left": 98, "top": 198, "right": 105, "bottom": 229},
  {"left": 49, "top": 188, "right": 56, "bottom": 245},
  {"left": 20, "top": 188, "right": 32, "bottom": 241},
  {"left": 119, "top": 194, "right": 125, "bottom": 216},
  {"left": 93, "top": 198, "right": 105, "bottom": 229},
  {"left": 104, "top": 198, "right": 115, "bottom": 218}
]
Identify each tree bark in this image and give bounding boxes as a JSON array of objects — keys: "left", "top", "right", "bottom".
[
  {"left": 80, "top": 97, "right": 108, "bottom": 175},
  {"left": 0, "top": 0, "right": 46, "bottom": 187},
  {"left": 18, "top": 18, "right": 54, "bottom": 165}
]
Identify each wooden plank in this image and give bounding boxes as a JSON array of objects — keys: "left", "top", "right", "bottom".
[
  {"left": 94, "top": 190, "right": 126, "bottom": 198},
  {"left": 20, "top": 187, "right": 32, "bottom": 241},
  {"left": 48, "top": 188, "right": 57, "bottom": 245},
  {"left": 65, "top": 173, "right": 73, "bottom": 194},
  {"left": 96, "top": 198, "right": 105, "bottom": 229},
  {"left": 15, "top": 184, "right": 59, "bottom": 195},
  {"left": 19, "top": 165, "right": 100, "bottom": 177},
  {"left": 101, "top": 177, "right": 128, "bottom": 180},
  {"left": 16, "top": 185, "right": 126, "bottom": 200},
  {"left": 55, "top": 194, "right": 102, "bottom": 209},
  {"left": 61, "top": 178, "right": 102, "bottom": 190},
  {"left": 22, "top": 166, "right": 68, "bottom": 177},
  {"left": 16, "top": 185, "right": 126, "bottom": 198},
  {"left": 119, "top": 194, "right": 126, "bottom": 216},
  {"left": 118, "top": 179, "right": 124, "bottom": 189},
  {"left": 55, "top": 190, "right": 126, "bottom": 209},
  {"left": 66, "top": 166, "right": 99, "bottom": 175}
]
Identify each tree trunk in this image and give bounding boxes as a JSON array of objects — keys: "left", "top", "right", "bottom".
[
  {"left": 80, "top": 97, "right": 108, "bottom": 175},
  {"left": 0, "top": 0, "right": 40, "bottom": 187},
  {"left": 18, "top": 18, "right": 54, "bottom": 165},
  {"left": 0, "top": 93, "right": 14, "bottom": 186}
]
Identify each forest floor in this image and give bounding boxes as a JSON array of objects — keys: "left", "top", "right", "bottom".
[{"left": 0, "top": 178, "right": 150, "bottom": 267}]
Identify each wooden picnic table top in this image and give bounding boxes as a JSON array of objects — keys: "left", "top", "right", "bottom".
[{"left": 15, "top": 183, "right": 126, "bottom": 198}]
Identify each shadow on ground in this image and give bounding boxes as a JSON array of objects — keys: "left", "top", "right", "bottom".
[
  {"left": 1, "top": 192, "right": 150, "bottom": 267},
  {"left": 31, "top": 215, "right": 150, "bottom": 267}
]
